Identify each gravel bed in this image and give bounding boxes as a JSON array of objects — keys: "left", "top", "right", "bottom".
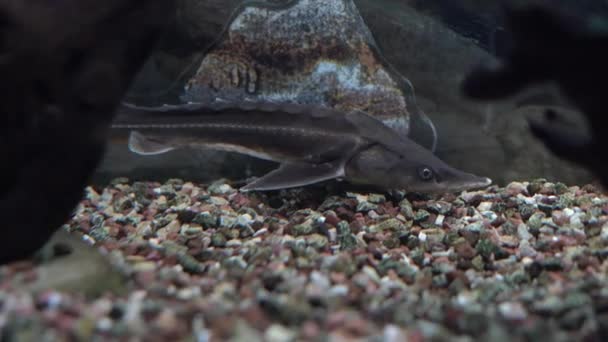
[{"left": 1, "top": 178, "right": 608, "bottom": 341}]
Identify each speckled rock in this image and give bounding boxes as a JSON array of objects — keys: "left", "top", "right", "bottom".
[{"left": 182, "top": 0, "right": 432, "bottom": 139}]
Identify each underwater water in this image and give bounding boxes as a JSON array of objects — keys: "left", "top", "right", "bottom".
[
  {"left": 5, "top": 1, "right": 608, "bottom": 341},
  {"left": 96, "top": 0, "right": 603, "bottom": 187}
]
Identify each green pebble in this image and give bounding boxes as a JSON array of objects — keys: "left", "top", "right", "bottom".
[
  {"left": 368, "top": 194, "right": 386, "bottom": 204},
  {"left": 356, "top": 201, "right": 378, "bottom": 212},
  {"left": 476, "top": 239, "right": 508, "bottom": 260},
  {"left": 178, "top": 253, "right": 205, "bottom": 274},
  {"left": 426, "top": 201, "right": 452, "bottom": 215},
  {"left": 211, "top": 233, "right": 227, "bottom": 247},
  {"left": 472, "top": 255, "right": 485, "bottom": 271},
  {"left": 518, "top": 204, "right": 536, "bottom": 220},
  {"left": 193, "top": 212, "right": 218, "bottom": 229},
  {"left": 399, "top": 199, "right": 415, "bottom": 220},
  {"left": 527, "top": 213, "right": 546, "bottom": 231},
  {"left": 383, "top": 236, "right": 401, "bottom": 249},
  {"left": 306, "top": 234, "right": 329, "bottom": 250},
  {"left": 372, "top": 218, "right": 409, "bottom": 232},
  {"left": 292, "top": 221, "right": 316, "bottom": 236},
  {"left": 432, "top": 274, "right": 449, "bottom": 288},
  {"left": 239, "top": 225, "right": 255, "bottom": 238},
  {"left": 339, "top": 234, "right": 358, "bottom": 251},
  {"left": 414, "top": 209, "right": 431, "bottom": 223}
]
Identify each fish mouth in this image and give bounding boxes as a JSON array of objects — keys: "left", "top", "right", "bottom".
[
  {"left": 463, "top": 176, "right": 493, "bottom": 191},
  {"left": 425, "top": 164, "right": 493, "bottom": 193},
  {"left": 446, "top": 174, "right": 493, "bottom": 193},
  {"left": 405, "top": 174, "right": 492, "bottom": 194}
]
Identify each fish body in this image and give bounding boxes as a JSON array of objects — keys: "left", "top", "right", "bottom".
[{"left": 113, "top": 102, "right": 491, "bottom": 193}]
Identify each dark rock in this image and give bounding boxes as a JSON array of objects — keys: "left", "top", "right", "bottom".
[{"left": 0, "top": 0, "right": 173, "bottom": 263}]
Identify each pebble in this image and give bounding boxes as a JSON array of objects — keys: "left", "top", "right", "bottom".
[
  {"left": 265, "top": 324, "right": 296, "bottom": 342},
  {"left": 477, "top": 202, "right": 493, "bottom": 212},
  {"left": 367, "top": 194, "right": 386, "bottom": 204},
  {"left": 253, "top": 228, "right": 269, "bottom": 238},
  {"left": 209, "top": 196, "right": 229, "bottom": 206},
  {"left": 427, "top": 201, "right": 452, "bottom": 215},
  {"left": 12, "top": 178, "right": 607, "bottom": 341},
  {"left": 500, "top": 235, "right": 520, "bottom": 248},
  {"left": 383, "top": 325, "right": 407, "bottom": 342},
  {"left": 435, "top": 214, "right": 445, "bottom": 226},
  {"left": 506, "top": 182, "right": 528, "bottom": 196},
  {"left": 208, "top": 182, "right": 234, "bottom": 195},
  {"left": 602, "top": 222, "right": 608, "bottom": 242},
  {"left": 569, "top": 213, "right": 585, "bottom": 230},
  {"left": 328, "top": 285, "right": 349, "bottom": 297},
  {"left": 517, "top": 223, "right": 534, "bottom": 241},
  {"left": 226, "top": 239, "right": 243, "bottom": 248},
  {"left": 499, "top": 302, "right": 528, "bottom": 321},
  {"left": 399, "top": 199, "right": 415, "bottom": 220},
  {"left": 414, "top": 209, "right": 431, "bottom": 223},
  {"left": 518, "top": 240, "right": 538, "bottom": 258},
  {"left": 132, "top": 261, "right": 156, "bottom": 272}
]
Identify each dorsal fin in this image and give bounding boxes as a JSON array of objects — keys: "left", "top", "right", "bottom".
[{"left": 345, "top": 110, "right": 414, "bottom": 154}]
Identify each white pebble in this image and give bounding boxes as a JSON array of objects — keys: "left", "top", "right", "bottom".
[
  {"left": 383, "top": 325, "right": 406, "bottom": 342},
  {"left": 477, "top": 201, "right": 493, "bottom": 211},
  {"left": 253, "top": 228, "right": 268, "bottom": 237},
  {"left": 601, "top": 222, "right": 608, "bottom": 242},
  {"left": 521, "top": 257, "right": 534, "bottom": 265},
  {"left": 418, "top": 232, "right": 427, "bottom": 242},
  {"left": 517, "top": 224, "right": 533, "bottom": 241},
  {"left": 455, "top": 292, "right": 474, "bottom": 307},
  {"left": 82, "top": 234, "right": 96, "bottom": 245},
  {"left": 499, "top": 302, "right": 527, "bottom": 320},
  {"left": 434, "top": 214, "right": 445, "bottom": 226},
  {"left": 226, "top": 240, "right": 243, "bottom": 248},
  {"left": 563, "top": 208, "right": 574, "bottom": 217},
  {"left": 265, "top": 324, "right": 296, "bottom": 342},
  {"left": 328, "top": 285, "right": 349, "bottom": 297},
  {"left": 327, "top": 228, "right": 337, "bottom": 243},
  {"left": 310, "top": 271, "right": 330, "bottom": 290},
  {"left": 569, "top": 213, "right": 585, "bottom": 229},
  {"left": 481, "top": 211, "right": 498, "bottom": 221},
  {"left": 177, "top": 287, "right": 201, "bottom": 300},
  {"left": 192, "top": 315, "right": 210, "bottom": 342},
  {"left": 97, "top": 317, "right": 113, "bottom": 332},
  {"left": 45, "top": 292, "right": 62, "bottom": 310}
]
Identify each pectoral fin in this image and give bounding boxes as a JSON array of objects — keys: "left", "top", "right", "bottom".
[
  {"left": 240, "top": 162, "right": 344, "bottom": 192},
  {"left": 128, "top": 131, "right": 174, "bottom": 155}
]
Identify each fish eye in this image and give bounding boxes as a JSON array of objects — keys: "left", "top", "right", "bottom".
[{"left": 417, "top": 166, "right": 434, "bottom": 181}]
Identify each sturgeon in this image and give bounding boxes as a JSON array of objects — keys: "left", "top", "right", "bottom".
[{"left": 112, "top": 102, "right": 491, "bottom": 193}]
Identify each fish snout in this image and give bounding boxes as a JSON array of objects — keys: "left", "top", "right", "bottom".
[{"left": 441, "top": 167, "right": 492, "bottom": 193}]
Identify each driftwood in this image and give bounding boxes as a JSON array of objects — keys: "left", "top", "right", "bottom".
[{"left": 0, "top": 0, "right": 174, "bottom": 263}]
